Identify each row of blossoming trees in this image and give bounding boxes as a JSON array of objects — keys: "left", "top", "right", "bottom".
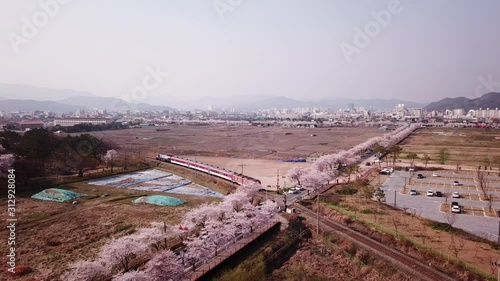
[
  {"left": 287, "top": 123, "right": 421, "bottom": 189},
  {"left": 62, "top": 185, "right": 278, "bottom": 281}
]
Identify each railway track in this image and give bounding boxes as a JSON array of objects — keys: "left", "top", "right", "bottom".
[{"left": 293, "top": 203, "right": 456, "bottom": 281}]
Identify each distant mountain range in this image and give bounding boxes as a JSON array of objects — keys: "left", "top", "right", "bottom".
[
  {"left": 424, "top": 92, "right": 500, "bottom": 111},
  {"left": 0, "top": 84, "right": 175, "bottom": 113},
  {"left": 9, "top": 83, "right": 497, "bottom": 113}
]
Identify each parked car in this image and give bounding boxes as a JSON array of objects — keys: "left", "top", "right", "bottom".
[
  {"left": 452, "top": 191, "right": 460, "bottom": 198},
  {"left": 417, "top": 174, "right": 425, "bottom": 179},
  {"left": 374, "top": 159, "right": 382, "bottom": 163},
  {"left": 409, "top": 189, "right": 418, "bottom": 196},
  {"left": 451, "top": 202, "right": 461, "bottom": 213},
  {"left": 451, "top": 205, "right": 461, "bottom": 213},
  {"left": 453, "top": 180, "right": 460, "bottom": 186},
  {"left": 408, "top": 167, "right": 415, "bottom": 172},
  {"left": 432, "top": 173, "right": 438, "bottom": 177},
  {"left": 365, "top": 162, "right": 372, "bottom": 166},
  {"left": 426, "top": 190, "right": 434, "bottom": 196},
  {"left": 434, "top": 191, "right": 443, "bottom": 197}
]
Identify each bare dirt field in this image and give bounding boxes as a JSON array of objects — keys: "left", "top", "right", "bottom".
[
  {"left": 180, "top": 155, "right": 310, "bottom": 189},
  {"left": 90, "top": 124, "right": 383, "bottom": 189},
  {"left": 401, "top": 127, "right": 500, "bottom": 168},
  {"left": 89, "top": 124, "right": 383, "bottom": 160}
]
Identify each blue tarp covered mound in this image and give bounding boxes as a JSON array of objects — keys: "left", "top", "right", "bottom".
[
  {"left": 31, "top": 188, "right": 84, "bottom": 202},
  {"left": 133, "top": 195, "right": 186, "bottom": 206}
]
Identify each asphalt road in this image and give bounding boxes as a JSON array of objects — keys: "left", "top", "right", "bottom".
[{"left": 381, "top": 170, "right": 500, "bottom": 242}]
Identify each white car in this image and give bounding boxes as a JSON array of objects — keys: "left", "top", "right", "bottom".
[
  {"left": 374, "top": 159, "right": 382, "bottom": 163},
  {"left": 451, "top": 205, "right": 461, "bottom": 213},
  {"left": 408, "top": 168, "right": 415, "bottom": 172},
  {"left": 409, "top": 189, "right": 418, "bottom": 196},
  {"left": 432, "top": 173, "right": 438, "bottom": 177},
  {"left": 452, "top": 192, "right": 460, "bottom": 198},
  {"left": 426, "top": 190, "right": 434, "bottom": 197},
  {"left": 453, "top": 181, "right": 460, "bottom": 186}
]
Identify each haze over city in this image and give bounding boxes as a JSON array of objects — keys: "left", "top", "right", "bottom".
[{"left": 1, "top": 0, "right": 500, "bottom": 108}]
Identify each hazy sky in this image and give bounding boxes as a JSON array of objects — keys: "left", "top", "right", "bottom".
[{"left": 1, "top": 0, "right": 499, "bottom": 104}]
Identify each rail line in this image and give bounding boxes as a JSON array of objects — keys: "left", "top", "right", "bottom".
[{"left": 293, "top": 203, "right": 456, "bottom": 281}]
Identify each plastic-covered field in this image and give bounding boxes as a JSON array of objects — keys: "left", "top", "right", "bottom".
[
  {"left": 88, "top": 169, "right": 172, "bottom": 188},
  {"left": 133, "top": 195, "right": 186, "bottom": 206},
  {"left": 31, "top": 188, "right": 84, "bottom": 202},
  {"left": 88, "top": 169, "right": 223, "bottom": 198}
]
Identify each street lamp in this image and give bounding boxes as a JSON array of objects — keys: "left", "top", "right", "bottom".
[{"left": 283, "top": 193, "right": 287, "bottom": 210}]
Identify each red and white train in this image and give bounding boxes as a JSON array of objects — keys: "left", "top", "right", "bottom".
[{"left": 156, "top": 153, "right": 261, "bottom": 186}]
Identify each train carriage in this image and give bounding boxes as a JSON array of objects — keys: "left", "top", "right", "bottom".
[{"left": 156, "top": 153, "right": 261, "bottom": 185}]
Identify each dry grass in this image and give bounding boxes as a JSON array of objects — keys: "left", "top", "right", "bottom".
[
  {"left": 326, "top": 197, "right": 499, "bottom": 277},
  {"left": 401, "top": 127, "right": 500, "bottom": 168},
  {"left": 87, "top": 124, "right": 384, "bottom": 160}
]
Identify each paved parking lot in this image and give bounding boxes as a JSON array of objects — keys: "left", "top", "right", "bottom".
[{"left": 381, "top": 170, "right": 500, "bottom": 242}]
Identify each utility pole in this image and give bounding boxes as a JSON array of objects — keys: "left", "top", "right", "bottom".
[
  {"left": 277, "top": 169, "right": 280, "bottom": 190},
  {"left": 317, "top": 187, "right": 320, "bottom": 234},
  {"left": 394, "top": 190, "right": 397, "bottom": 208},
  {"left": 498, "top": 221, "right": 500, "bottom": 246},
  {"left": 238, "top": 162, "right": 246, "bottom": 176},
  {"left": 404, "top": 177, "right": 407, "bottom": 193}
]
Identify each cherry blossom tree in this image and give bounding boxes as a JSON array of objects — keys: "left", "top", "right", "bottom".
[
  {"left": 144, "top": 250, "right": 184, "bottom": 281},
  {"left": 98, "top": 235, "right": 149, "bottom": 271},
  {"left": 61, "top": 261, "right": 106, "bottom": 281},
  {"left": 113, "top": 270, "right": 149, "bottom": 281},
  {"left": 204, "top": 219, "right": 235, "bottom": 256},
  {"left": 221, "top": 190, "right": 252, "bottom": 213},
  {"left": 287, "top": 167, "right": 307, "bottom": 186},
  {"left": 312, "top": 155, "right": 338, "bottom": 181},
  {"left": 104, "top": 149, "right": 119, "bottom": 172},
  {"left": 0, "top": 154, "right": 14, "bottom": 179},
  {"left": 183, "top": 236, "right": 214, "bottom": 271},
  {"left": 300, "top": 170, "right": 328, "bottom": 191},
  {"left": 182, "top": 202, "right": 224, "bottom": 228}
]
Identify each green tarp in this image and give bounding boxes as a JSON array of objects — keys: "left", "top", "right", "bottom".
[
  {"left": 31, "top": 188, "right": 84, "bottom": 202},
  {"left": 133, "top": 195, "right": 186, "bottom": 206}
]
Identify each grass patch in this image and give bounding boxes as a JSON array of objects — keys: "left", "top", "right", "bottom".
[
  {"left": 24, "top": 211, "right": 50, "bottom": 222},
  {"left": 361, "top": 208, "right": 384, "bottom": 215},
  {"left": 336, "top": 188, "right": 358, "bottom": 195},
  {"left": 113, "top": 223, "right": 134, "bottom": 234}
]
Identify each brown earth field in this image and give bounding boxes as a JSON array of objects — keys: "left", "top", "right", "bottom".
[
  {"left": 90, "top": 124, "right": 384, "bottom": 188},
  {"left": 87, "top": 124, "right": 384, "bottom": 160},
  {"left": 400, "top": 127, "right": 500, "bottom": 168}
]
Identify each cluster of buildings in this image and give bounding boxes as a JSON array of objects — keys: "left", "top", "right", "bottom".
[{"left": 2, "top": 102, "right": 500, "bottom": 132}]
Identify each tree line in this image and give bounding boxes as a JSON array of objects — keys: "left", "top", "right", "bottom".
[{"left": 0, "top": 128, "right": 113, "bottom": 183}]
